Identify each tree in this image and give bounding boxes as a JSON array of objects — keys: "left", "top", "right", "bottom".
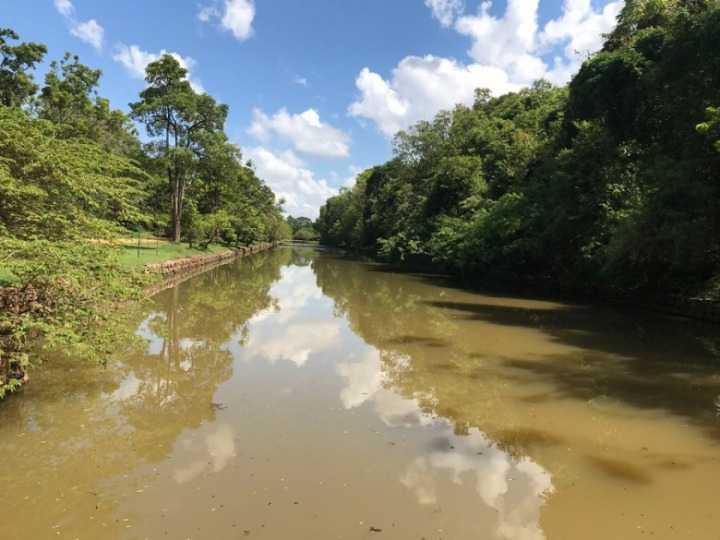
[
  {"left": 38, "top": 52, "right": 101, "bottom": 129},
  {"left": 37, "top": 52, "right": 140, "bottom": 156},
  {"left": 130, "top": 54, "right": 228, "bottom": 241},
  {"left": 0, "top": 107, "right": 151, "bottom": 397},
  {"left": 0, "top": 28, "right": 46, "bottom": 107},
  {"left": 697, "top": 106, "right": 720, "bottom": 152}
]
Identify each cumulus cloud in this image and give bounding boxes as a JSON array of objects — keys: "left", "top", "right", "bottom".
[
  {"left": 245, "top": 147, "right": 338, "bottom": 218},
  {"left": 54, "top": 0, "right": 104, "bottom": 52},
  {"left": 455, "top": 0, "right": 621, "bottom": 84},
  {"left": 349, "top": 56, "right": 516, "bottom": 136},
  {"left": 350, "top": 0, "right": 619, "bottom": 136},
  {"left": 248, "top": 108, "right": 350, "bottom": 159},
  {"left": 54, "top": 0, "right": 73, "bottom": 17},
  {"left": 198, "top": 0, "right": 255, "bottom": 41},
  {"left": 425, "top": 0, "right": 464, "bottom": 27},
  {"left": 223, "top": 0, "right": 255, "bottom": 40},
  {"left": 539, "top": 0, "right": 621, "bottom": 83},
  {"left": 113, "top": 44, "right": 205, "bottom": 94},
  {"left": 70, "top": 19, "right": 104, "bottom": 52},
  {"left": 455, "top": 0, "right": 546, "bottom": 83}
]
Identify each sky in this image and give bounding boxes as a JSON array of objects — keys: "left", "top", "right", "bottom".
[{"left": 4, "top": 0, "right": 622, "bottom": 218}]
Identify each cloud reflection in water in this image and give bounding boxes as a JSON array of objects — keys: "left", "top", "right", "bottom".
[
  {"left": 174, "top": 424, "right": 237, "bottom": 484},
  {"left": 242, "top": 265, "right": 342, "bottom": 366},
  {"left": 337, "top": 347, "right": 553, "bottom": 540}
]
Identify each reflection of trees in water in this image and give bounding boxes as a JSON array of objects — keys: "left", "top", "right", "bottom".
[
  {"left": 115, "top": 249, "right": 291, "bottom": 459},
  {"left": 313, "top": 253, "right": 720, "bottom": 446},
  {"left": 313, "top": 253, "right": 488, "bottom": 433},
  {"left": 0, "top": 249, "right": 290, "bottom": 538},
  {"left": 285, "top": 246, "right": 318, "bottom": 267}
]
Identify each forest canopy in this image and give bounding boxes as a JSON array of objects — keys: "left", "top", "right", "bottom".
[{"left": 316, "top": 0, "right": 720, "bottom": 298}]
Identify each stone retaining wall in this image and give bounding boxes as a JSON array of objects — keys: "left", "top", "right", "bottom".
[
  {"left": 144, "top": 242, "right": 277, "bottom": 296},
  {"left": 144, "top": 242, "right": 276, "bottom": 278}
]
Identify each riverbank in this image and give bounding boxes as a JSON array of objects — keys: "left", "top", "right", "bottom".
[
  {"left": 143, "top": 242, "right": 278, "bottom": 296},
  {"left": 0, "top": 242, "right": 278, "bottom": 394}
]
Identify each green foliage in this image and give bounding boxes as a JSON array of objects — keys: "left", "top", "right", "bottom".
[
  {"left": 317, "top": 1, "right": 720, "bottom": 297},
  {"left": 130, "top": 54, "right": 228, "bottom": 242},
  {"left": 0, "top": 28, "right": 47, "bottom": 107},
  {"left": 0, "top": 104, "right": 156, "bottom": 396},
  {"left": 697, "top": 106, "right": 720, "bottom": 152},
  {"left": 287, "top": 215, "right": 314, "bottom": 234},
  {"left": 0, "top": 29, "right": 289, "bottom": 398},
  {"left": 293, "top": 228, "right": 318, "bottom": 241},
  {"left": 37, "top": 53, "right": 140, "bottom": 156},
  {"left": 0, "top": 107, "right": 149, "bottom": 239}
]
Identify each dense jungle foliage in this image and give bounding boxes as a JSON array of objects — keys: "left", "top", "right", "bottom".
[
  {"left": 316, "top": 0, "right": 720, "bottom": 298},
  {"left": 0, "top": 29, "right": 290, "bottom": 397}
]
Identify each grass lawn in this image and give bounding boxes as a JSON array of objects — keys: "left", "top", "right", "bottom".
[
  {"left": 0, "top": 240, "right": 233, "bottom": 284},
  {"left": 117, "top": 240, "right": 231, "bottom": 267}
]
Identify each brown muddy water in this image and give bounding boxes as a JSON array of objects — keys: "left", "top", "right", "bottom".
[{"left": 1, "top": 247, "right": 720, "bottom": 540}]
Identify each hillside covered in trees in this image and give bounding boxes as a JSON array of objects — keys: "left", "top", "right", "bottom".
[
  {"left": 0, "top": 29, "right": 290, "bottom": 397},
  {"left": 316, "top": 0, "right": 720, "bottom": 299}
]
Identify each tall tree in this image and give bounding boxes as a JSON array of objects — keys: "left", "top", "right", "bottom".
[
  {"left": 38, "top": 52, "right": 101, "bottom": 129},
  {"left": 0, "top": 28, "right": 47, "bottom": 107},
  {"left": 130, "top": 54, "right": 228, "bottom": 241}
]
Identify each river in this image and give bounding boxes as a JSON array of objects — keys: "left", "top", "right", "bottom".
[{"left": 1, "top": 246, "right": 719, "bottom": 539}]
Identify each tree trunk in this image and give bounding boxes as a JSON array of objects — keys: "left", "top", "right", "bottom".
[{"left": 169, "top": 169, "right": 184, "bottom": 242}]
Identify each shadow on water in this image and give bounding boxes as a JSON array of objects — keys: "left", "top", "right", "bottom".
[
  {"left": 422, "top": 297, "right": 720, "bottom": 440},
  {"left": 385, "top": 335, "right": 450, "bottom": 347},
  {"left": 311, "top": 253, "right": 720, "bottom": 440}
]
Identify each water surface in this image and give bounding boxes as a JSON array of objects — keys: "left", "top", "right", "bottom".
[{"left": 1, "top": 247, "right": 719, "bottom": 539}]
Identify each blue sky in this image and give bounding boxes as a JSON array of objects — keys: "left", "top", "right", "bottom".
[{"left": 5, "top": 0, "right": 622, "bottom": 218}]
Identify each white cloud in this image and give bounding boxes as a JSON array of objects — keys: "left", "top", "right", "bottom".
[
  {"left": 54, "top": 0, "right": 73, "bottom": 17},
  {"left": 223, "top": 0, "right": 255, "bottom": 40},
  {"left": 339, "top": 165, "right": 365, "bottom": 188},
  {"left": 112, "top": 44, "right": 156, "bottom": 78},
  {"left": 54, "top": 0, "right": 104, "bottom": 52},
  {"left": 197, "top": 6, "right": 220, "bottom": 22},
  {"left": 245, "top": 147, "right": 338, "bottom": 218},
  {"left": 70, "top": 19, "right": 104, "bottom": 52},
  {"left": 349, "top": 56, "right": 516, "bottom": 137},
  {"left": 348, "top": 68, "right": 409, "bottom": 136},
  {"left": 425, "top": 0, "right": 464, "bottom": 27},
  {"left": 199, "top": 0, "right": 255, "bottom": 41},
  {"left": 295, "top": 76, "right": 308, "bottom": 87},
  {"left": 350, "top": 0, "right": 620, "bottom": 136},
  {"left": 455, "top": 0, "right": 621, "bottom": 84},
  {"left": 540, "top": 0, "right": 621, "bottom": 84},
  {"left": 248, "top": 108, "right": 350, "bottom": 159},
  {"left": 455, "top": 0, "right": 546, "bottom": 83},
  {"left": 113, "top": 44, "right": 205, "bottom": 94}
]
